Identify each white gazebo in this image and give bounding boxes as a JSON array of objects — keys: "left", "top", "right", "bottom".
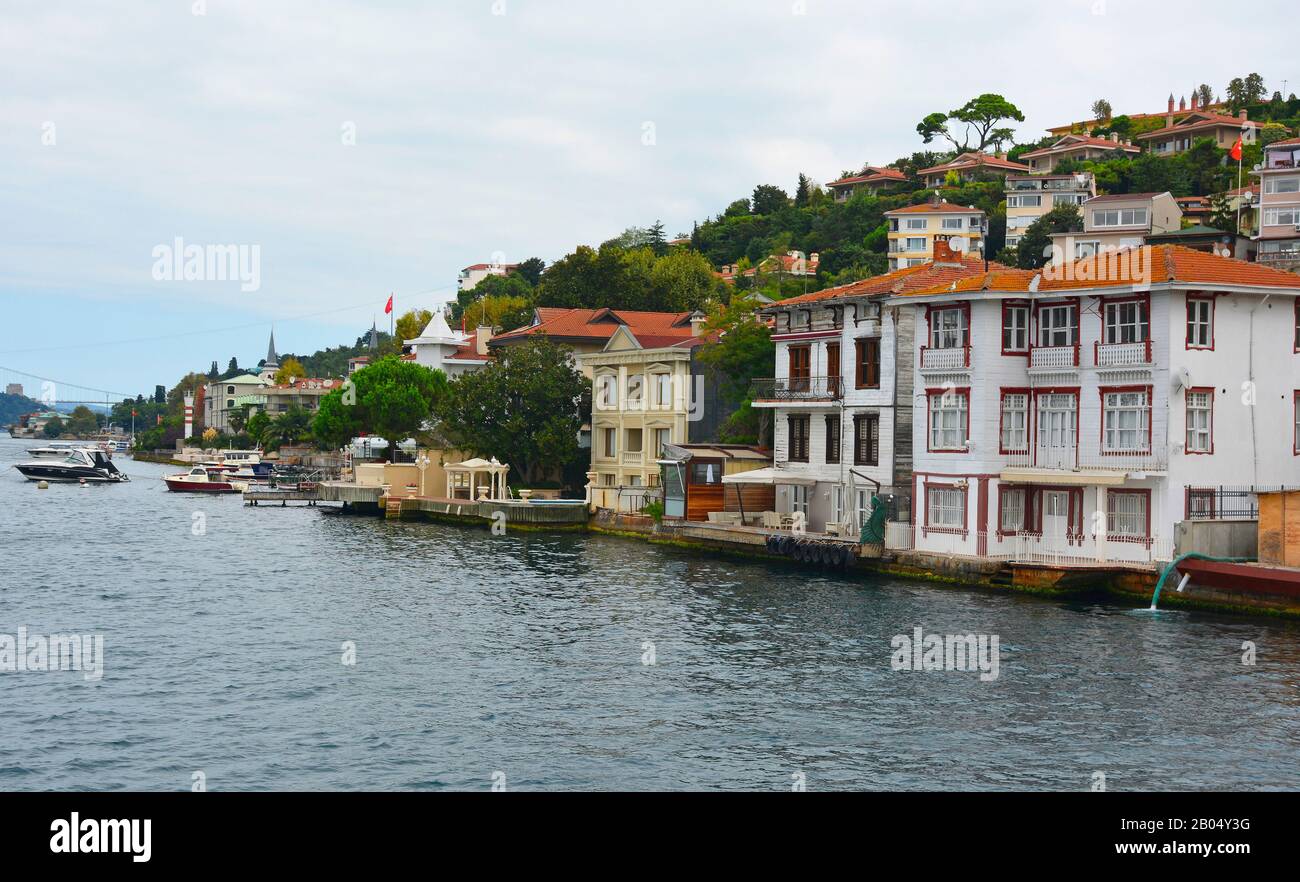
[{"left": 445, "top": 457, "right": 511, "bottom": 501}]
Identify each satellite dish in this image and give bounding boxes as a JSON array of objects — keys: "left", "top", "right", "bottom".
[
  {"left": 949, "top": 237, "right": 966, "bottom": 252},
  {"left": 1172, "top": 366, "right": 1192, "bottom": 392}
]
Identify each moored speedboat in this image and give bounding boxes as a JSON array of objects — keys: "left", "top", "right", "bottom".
[
  {"left": 25, "top": 441, "right": 86, "bottom": 459},
  {"left": 13, "top": 448, "right": 129, "bottom": 483},
  {"left": 163, "top": 466, "right": 247, "bottom": 493}
]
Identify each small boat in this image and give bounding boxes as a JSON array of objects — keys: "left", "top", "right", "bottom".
[
  {"left": 163, "top": 466, "right": 248, "bottom": 493},
  {"left": 25, "top": 441, "right": 87, "bottom": 459},
  {"left": 13, "top": 448, "right": 129, "bottom": 483},
  {"left": 212, "top": 450, "right": 272, "bottom": 477}
]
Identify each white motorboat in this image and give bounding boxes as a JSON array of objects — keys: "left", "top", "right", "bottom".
[{"left": 13, "top": 448, "right": 129, "bottom": 483}]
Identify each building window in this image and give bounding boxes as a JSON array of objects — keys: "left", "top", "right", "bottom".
[
  {"left": 1002, "top": 303, "right": 1029, "bottom": 353},
  {"left": 1007, "top": 194, "right": 1042, "bottom": 208},
  {"left": 1102, "top": 388, "right": 1151, "bottom": 452},
  {"left": 999, "top": 487, "right": 1026, "bottom": 533},
  {"left": 596, "top": 374, "right": 618, "bottom": 409},
  {"left": 787, "top": 415, "right": 810, "bottom": 462},
  {"left": 227, "top": 385, "right": 235, "bottom": 394},
  {"left": 1263, "top": 207, "right": 1300, "bottom": 227},
  {"left": 1264, "top": 176, "right": 1300, "bottom": 194},
  {"left": 1294, "top": 391, "right": 1300, "bottom": 455},
  {"left": 853, "top": 414, "right": 879, "bottom": 466},
  {"left": 654, "top": 428, "right": 670, "bottom": 458},
  {"left": 1103, "top": 300, "right": 1149, "bottom": 344},
  {"left": 1185, "top": 388, "right": 1213, "bottom": 453},
  {"left": 1038, "top": 303, "right": 1077, "bottom": 347},
  {"left": 1107, "top": 491, "right": 1149, "bottom": 540},
  {"left": 626, "top": 374, "right": 644, "bottom": 408},
  {"left": 1000, "top": 392, "right": 1029, "bottom": 452},
  {"left": 690, "top": 461, "right": 721, "bottom": 484},
  {"left": 905, "top": 218, "right": 927, "bottom": 231},
  {"left": 855, "top": 338, "right": 880, "bottom": 388},
  {"left": 826, "top": 341, "right": 841, "bottom": 394},
  {"left": 825, "top": 415, "right": 840, "bottom": 464},
  {"left": 926, "top": 485, "right": 965, "bottom": 530},
  {"left": 1092, "top": 208, "right": 1148, "bottom": 227},
  {"left": 790, "top": 484, "right": 809, "bottom": 516},
  {"left": 941, "top": 217, "right": 965, "bottom": 230},
  {"left": 226, "top": 399, "right": 234, "bottom": 409},
  {"left": 929, "top": 307, "right": 968, "bottom": 349},
  {"left": 625, "top": 428, "right": 643, "bottom": 453},
  {"left": 1187, "top": 297, "right": 1214, "bottom": 349},
  {"left": 602, "top": 427, "right": 617, "bottom": 458},
  {"left": 928, "top": 390, "right": 968, "bottom": 451},
  {"left": 788, "top": 345, "right": 811, "bottom": 392}
]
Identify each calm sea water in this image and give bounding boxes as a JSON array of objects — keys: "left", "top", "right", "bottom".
[{"left": 1, "top": 436, "right": 1298, "bottom": 791}]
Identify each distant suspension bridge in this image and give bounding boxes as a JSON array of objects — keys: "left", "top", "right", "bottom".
[{"left": 0, "top": 364, "right": 145, "bottom": 410}]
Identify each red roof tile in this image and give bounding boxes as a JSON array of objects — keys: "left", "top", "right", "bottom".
[
  {"left": 489, "top": 307, "right": 696, "bottom": 346},
  {"left": 918, "top": 152, "right": 1030, "bottom": 175},
  {"left": 903, "top": 245, "right": 1300, "bottom": 297},
  {"left": 775, "top": 255, "right": 1008, "bottom": 306},
  {"left": 1135, "top": 111, "right": 1259, "bottom": 140},
  {"left": 1018, "top": 134, "right": 1140, "bottom": 159}
]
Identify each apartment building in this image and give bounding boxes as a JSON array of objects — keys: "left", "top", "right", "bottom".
[
  {"left": 917, "top": 152, "right": 1029, "bottom": 188},
  {"left": 1017, "top": 133, "right": 1139, "bottom": 174},
  {"left": 891, "top": 245, "right": 1300, "bottom": 566},
  {"left": 203, "top": 373, "right": 267, "bottom": 433},
  {"left": 1251, "top": 136, "right": 1300, "bottom": 268},
  {"left": 1004, "top": 173, "right": 1096, "bottom": 250},
  {"left": 826, "top": 166, "right": 908, "bottom": 201},
  {"left": 458, "top": 261, "right": 519, "bottom": 292},
  {"left": 886, "top": 199, "right": 985, "bottom": 270},
  {"left": 1049, "top": 192, "right": 1182, "bottom": 259},
  {"left": 750, "top": 243, "right": 1007, "bottom": 533}
]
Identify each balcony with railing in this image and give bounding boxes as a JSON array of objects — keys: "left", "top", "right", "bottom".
[
  {"left": 1002, "top": 434, "right": 1168, "bottom": 474},
  {"left": 1028, "top": 344, "right": 1080, "bottom": 371},
  {"left": 1094, "top": 339, "right": 1152, "bottom": 368},
  {"left": 621, "top": 450, "right": 644, "bottom": 465},
  {"left": 1258, "top": 247, "right": 1300, "bottom": 264},
  {"left": 750, "top": 376, "right": 843, "bottom": 404},
  {"left": 919, "top": 345, "right": 972, "bottom": 372}
]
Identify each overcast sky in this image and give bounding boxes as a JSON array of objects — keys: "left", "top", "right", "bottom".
[{"left": 1, "top": 0, "right": 1295, "bottom": 398}]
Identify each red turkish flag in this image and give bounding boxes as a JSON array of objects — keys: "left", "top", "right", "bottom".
[
  {"left": 1229, "top": 137, "right": 1243, "bottom": 161},
  {"left": 384, "top": 295, "right": 393, "bottom": 314}
]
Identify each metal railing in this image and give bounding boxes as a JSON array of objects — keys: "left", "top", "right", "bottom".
[
  {"left": 1004, "top": 441, "right": 1168, "bottom": 472},
  {"left": 887, "top": 523, "right": 1172, "bottom": 567},
  {"left": 919, "top": 345, "right": 972, "bottom": 371},
  {"left": 1183, "top": 485, "right": 1299, "bottom": 520},
  {"left": 750, "top": 376, "right": 843, "bottom": 401},
  {"left": 1095, "top": 339, "right": 1152, "bottom": 367},
  {"left": 590, "top": 485, "right": 663, "bottom": 514},
  {"left": 1258, "top": 249, "right": 1300, "bottom": 263}
]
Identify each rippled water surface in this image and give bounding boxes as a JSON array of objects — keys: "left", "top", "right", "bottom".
[{"left": 1, "top": 437, "right": 1298, "bottom": 791}]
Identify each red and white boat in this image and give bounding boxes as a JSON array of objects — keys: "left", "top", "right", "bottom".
[{"left": 163, "top": 466, "right": 249, "bottom": 493}]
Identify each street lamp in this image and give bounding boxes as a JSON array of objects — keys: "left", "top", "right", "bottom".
[{"left": 415, "top": 452, "right": 431, "bottom": 497}]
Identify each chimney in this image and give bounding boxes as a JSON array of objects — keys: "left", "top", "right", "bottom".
[
  {"left": 1179, "top": 96, "right": 1186, "bottom": 111},
  {"left": 1167, "top": 93, "right": 1175, "bottom": 127},
  {"left": 933, "top": 239, "right": 960, "bottom": 265},
  {"left": 1110, "top": 132, "right": 1119, "bottom": 143},
  {"left": 1238, "top": 109, "right": 1248, "bottom": 121},
  {"left": 689, "top": 311, "right": 707, "bottom": 337},
  {"left": 1189, "top": 91, "right": 1197, "bottom": 111},
  {"left": 475, "top": 326, "right": 492, "bottom": 355},
  {"left": 929, "top": 191, "right": 943, "bottom": 206},
  {"left": 996, "top": 151, "right": 1007, "bottom": 160}
]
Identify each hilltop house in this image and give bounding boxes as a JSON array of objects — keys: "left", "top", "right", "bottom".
[
  {"left": 1017, "top": 134, "right": 1139, "bottom": 174},
  {"left": 917, "top": 152, "right": 1029, "bottom": 188},
  {"left": 826, "top": 167, "right": 908, "bottom": 201},
  {"left": 1136, "top": 104, "right": 1260, "bottom": 156},
  {"left": 886, "top": 199, "right": 985, "bottom": 270},
  {"left": 1049, "top": 192, "right": 1183, "bottom": 259},
  {"left": 1004, "top": 172, "right": 1096, "bottom": 250},
  {"left": 1251, "top": 136, "right": 1300, "bottom": 268},
  {"left": 890, "top": 245, "right": 1300, "bottom": 566},
  {"left": 458, "top": 261, "right": 519, "bottom": 292},
  {"left": 749, "top": 242, "right": 1007, "bottom": 533},
  {"left": 1045, "top": 91, "right": 1231, "bottom": 137},
  {"left": 717, "top": 251, "right": 820, "bottom": 284}
]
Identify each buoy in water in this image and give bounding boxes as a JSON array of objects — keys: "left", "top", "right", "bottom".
[{"left": 37, "top": 481, "right": 49, "bottom": 490}]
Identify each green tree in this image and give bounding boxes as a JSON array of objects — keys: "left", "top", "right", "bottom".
[
  {"left": 647, "top": 220, "right": 667, "bottom": 256},
  {"left": 751, "top": 184, "right": 789, "bottom": 215},
  {"left": 648, "top": 249, "right": 719, "bottom": 313},
  {"left": 434, "top": 337, "right": 587, "bottom": 483},
  {"left": 794, "top": 173, "right": 812, "bottom": 207},
  {"left": 395, "top": 308, "right": 433, "bottom": 343},
  {"left": 1091, "top": 98, "right": 1113, "bottom": 121},
  {"left": 259, "top": 406, "right": 313, "bottom": 451},
  {"left": 462, "top": 294, "right": 533, "bottom": 331},
  {"left": 1195, "top": 84, "right": 1215, "bottom": 109},
  {"left": 311, "top": 355, "right": 447, "bottom": 461},
  {"left": 917, "top": 94, "right": 1025, "bottom": 152},
  {"left": 273, "top": 356, "right": 307, "bottom": 385},
  {"left": 66, "top": 405, "right": 99, "bottom": 436},
  {"left": 515, "top": 257, "right": 546, "bottom": 287},
  {"left": 43, "top": 416, "right": 64, "bottom": 438},
  {"left": 695, "top": 295, "right": 775, "bottom": 446},
  {"left": 1014, "top": 203, "right": 1082, "bottom": 269}
]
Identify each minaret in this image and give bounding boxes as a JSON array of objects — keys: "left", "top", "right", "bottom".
[{"left": 259, "top": 329, "right": 280, "bottom": 383}]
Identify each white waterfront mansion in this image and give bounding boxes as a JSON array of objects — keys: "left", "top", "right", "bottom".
[{"left": 890, "top": 244, "right": 1300, "bottom": 565}]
